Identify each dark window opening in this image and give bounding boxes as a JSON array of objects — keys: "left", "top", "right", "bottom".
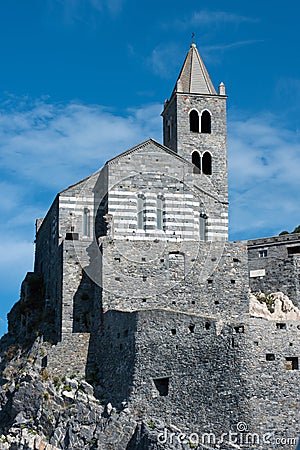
[
  {"left": 231, "top": 279, "right": 236, "bottom": 284},
  {"left": 276, "top": 323, "right": 287, "bottom": 330},
  {"left": 254, "top": 341, "right": 259, "bottom": 346},
  {"left": 171, "top": 328, "right": 176, "bottom": 335},
  {"left": 215, "top": 300, "right": 219, "bottom": 305},
  {"left": 142, "top": 257, "right": 146, "bottom": 262},
  {"left": 234, "top": 325, "right": 244, "bottom": 334},
  {"left": 172, "top": 301, "right": 176, "bottom": 305},
  {"left": 286, "top": 357, "right": 299, "bottom": 370},
  {"left": 192, "top": 151, "right": 201, "bottom": 174},
  {"left": 191, "top": 300, "right": 195, "bottom": 305},
  {"left": 189, "top": 324, "right": 195, "bottom": 333},
  {"left": 143, "top": 276, "right": 147, "bottom": 282},
  {"left": 201, "top": 110, "right": 211, "bottom": 134},
  {"left": 233, "top": 258, "right": 240, "bottom": 263},
  {"left": 114, "top": 257, "right": 121, "bottom": 262},
  {"left": 208, "top": 279, "right": 213, "bottom": 285},
  {"left": 189, "top": 110, "right": 199, "bottom": 132},
  {"left": 142, "top": 298, "right": 147, "bottom": 302},
  {"left": 41, "top": 356, "right": 48, "bottom": 368},
  {"left": 202, "top": 152, "right": 212, "bottom": 175},
  {"left": 288, "top": 246, "right": 300, "bottom": 256},
  {"left": 266, "top": 353, "right": 275, "bottom": 361},
  {"left": 66, "top": 232, "right": 79, "bottom": 240},
  {"left": 153, "top": 377, "right": 169, "bottom": 396},
  {"left": 259, "top": 250, "right": 267, "bottom": 258},
  {"left": 205, "top": 322, "right": 211, "bottom": 330}
]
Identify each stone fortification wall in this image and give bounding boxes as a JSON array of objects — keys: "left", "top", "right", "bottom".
[
  {"left": 96, "top": 309, "right": 248, "bottom": 436},
  {"left": 248, "top": 234, "right": 300, "bottom": 307},
  {"left": 241, "top": 317, "right": 300, "bottom": 447},
  {"left": 34, "top": 196, "right": 62, "bottom": 342},
  {"left": 101, "top": 239, "right": 249, "bottom": 319}
]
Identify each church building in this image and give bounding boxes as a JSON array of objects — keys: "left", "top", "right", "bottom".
[{"left": 13, "top": 42, "right": 300, "bottom": 447}]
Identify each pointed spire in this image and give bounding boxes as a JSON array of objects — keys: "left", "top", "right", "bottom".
[{"left": 174, "top": 43, "right": 216, "bottom": 95}]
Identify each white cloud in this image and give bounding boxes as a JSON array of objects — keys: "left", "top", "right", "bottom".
[
  {"left": 164, "top": 10, "right": 258, "bottom": 31},
  {"left": 0, "top": 97, "right": 162, "bottom": 191},
  {"left": 147, "top": 43, "right": 182, "bottom": 79},
  {"left": 49, "top": 0, "right": 124, "bottom": 23},
  {"left": 228, "top": 111, "right": 300, "bottom": 238},
  {"left": 0, "top": 95, "right": 162, "bottom": 336}
]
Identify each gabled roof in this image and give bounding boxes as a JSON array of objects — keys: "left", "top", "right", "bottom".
[
  {"left": 174, "top": 43, "right": 216, "bottom": 95},
  {"left": 60, "top": 139, "right": 192, "bottom": 194},
  {"left": 106, "top": 138, "right": 193, "bottom": 166}
]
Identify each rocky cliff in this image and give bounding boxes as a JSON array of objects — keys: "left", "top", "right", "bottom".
[{"left": 0, "top": 327, "right": 187, "bottom": 449}]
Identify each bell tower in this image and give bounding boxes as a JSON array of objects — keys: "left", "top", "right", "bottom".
[{"left": 162, "top": 42, "right": 228, "bottom": 204}]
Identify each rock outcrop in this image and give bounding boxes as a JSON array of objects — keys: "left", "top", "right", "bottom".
[
  {"left": 0, "top": 334, "right": 188, "bottom": 449},
  {"left": 250, "top": 291, "right": 300, "bottom": 320}
]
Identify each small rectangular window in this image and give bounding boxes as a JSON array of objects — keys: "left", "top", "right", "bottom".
[
  {"left": 153, "top": 377, "right": 169, "bottom": 396},
  {"left": 266, "top": 353, "right": 275, "bottom": 361},
  {"left": 287, "top": 246, "right": 300, "bottom": 256},
  {"left": 259, "top": 250, "right": 267, "bottom": 258},
  {"left": 66, "top": 232, "right": 79, "bottom": 240},
  {"left": 286, "top": 357, "right": 299, "bottom": 370},
  {"left": 276, "top": 323, "right": 287, "bottom": 330}
]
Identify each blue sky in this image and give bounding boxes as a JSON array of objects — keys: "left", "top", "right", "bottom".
[{"left": 0, "top": 0, "right": 299, "bottom": 336}]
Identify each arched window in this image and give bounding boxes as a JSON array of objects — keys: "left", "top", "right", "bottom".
[
  {"left": 201, "top": 110, "right": 211, "bottom": 134},
  {"left": 189, "top": 110, "right": 199, "bottom": 132},
  {"left": 202, "top": 152, "right": 212, "bottom": 175},
  {"left": 192, "top": 151, "right": 201, "bottom": 174},
  {"left": 157, "top": 195, "right": 164, "bottom": 230},
  {"left": 83, "top": 208, "right": 90, "bottom": 236},
  {"left": 137, "top": 194, "right": 145, "bottom": 230}
]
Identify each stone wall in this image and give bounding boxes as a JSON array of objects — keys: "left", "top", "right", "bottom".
[
  {"left": 95, "top": 308, "right": 248, "bottom": 437},
  {"left": 248, "top": 234, "right": 300, "bottom": 307},
  {"left": 162, "top": 92, "right": 228, "bottom": 202},
  {"left": 106, "top": 140, "right": 228, "bottom": 242},
  {"left": 101, "top": 239, "right": 249, "bottom": 319},
  {"left": 241, "top": 317, "right": 300, "bottom": 446}
]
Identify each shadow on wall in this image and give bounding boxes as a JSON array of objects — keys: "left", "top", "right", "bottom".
[{"left": 86, "top": 309, "right": 138, "bottom": 407}]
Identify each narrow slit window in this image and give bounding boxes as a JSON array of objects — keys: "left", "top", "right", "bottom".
[
  {"left": 157, "top": 196, "right": 164, "bottom": 230},
  {"left": 189, "top": 110, "right": 199, "bottom": 132},
  {"left": 199, "top": 213, "right": 207, "bottom": 241},
  {"left": 202, "top": 152, "right": 212, "bottom": 175},
  {"left": 137, "top": 195, "right": 145, "bottom": 230},
  {"left": 201, "top": 110, "right": 211, "bottom": 133},
  {"left": 83, "top": 208, "right": 90, "bottom": 236},
  {"left": 192, "top": 151, "right": 201, "bottom": 174}
]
